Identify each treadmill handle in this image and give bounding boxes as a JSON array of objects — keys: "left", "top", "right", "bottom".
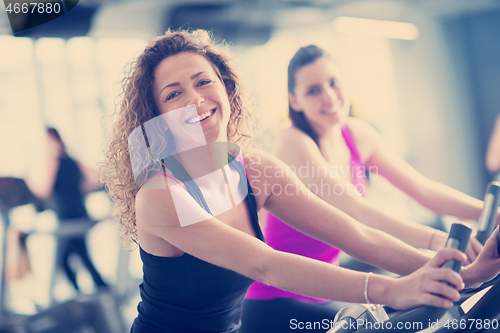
[{"left": 476, "top": 181, "right": 500, "bottom": 245}]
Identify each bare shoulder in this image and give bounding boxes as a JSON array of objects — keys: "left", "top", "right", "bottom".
[
  {"left": 345, "top": 117, "right": 383, "bottom": 158},
  {"left": 345, "top": 117, "right": 381, "bottom": 141},
  {"left": 141, "top": 174, "right": 167, "bottom": 190},
  {"left": 242, "top": 149, "right": 285, "bottom": 177},
  {"left": 135, "top": 185, "right": 187, "bottom": 255},
  {"left": 135, "top": 182, "right": 180, "bottom": 228},
  {"left": 240, "top": 150, "right": 294, "bottom": 206},
  {"left": 273, "top": 127, "right": 319, "bottom": 156},
  {"left": 275, "top": 126, "right": 315, "bottom": 146}
]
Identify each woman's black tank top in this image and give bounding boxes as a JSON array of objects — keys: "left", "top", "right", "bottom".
[{"left": 131, "top": 155, "right": 264, "bottom": 333}]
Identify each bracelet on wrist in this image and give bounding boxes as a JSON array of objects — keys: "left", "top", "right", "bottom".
[{"left": 364, "top": 272, "right": 373, "bottom": 304}]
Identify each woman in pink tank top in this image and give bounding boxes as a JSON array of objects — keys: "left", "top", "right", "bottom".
[{"left": 241, "top": 45, "right": 492, "bottom": 333}]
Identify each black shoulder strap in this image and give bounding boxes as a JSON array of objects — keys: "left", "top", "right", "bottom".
[
  {"left": 162, "top": 155, "right": 212, "bottom": 215},
  {"left": 229, "top": 154, "right": 265, "bottom": 242}
]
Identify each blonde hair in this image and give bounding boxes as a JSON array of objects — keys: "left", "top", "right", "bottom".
[{"left": 101, "top": 29, "right": 260, "bottom": 247}]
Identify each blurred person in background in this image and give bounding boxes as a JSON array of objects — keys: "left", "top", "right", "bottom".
[
  {"left": 25, "top": 127, "right": 108, "bottom": 294},
  {"left": 242, "top": 45, "right": 494, "bottom": 332}
]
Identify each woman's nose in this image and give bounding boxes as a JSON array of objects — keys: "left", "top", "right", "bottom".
[
  {"left": 185, "top": 89, "right": 205, "bottom": 107},
  {"left": 323, "top": 86, "right": 339, "bottom": 106}
]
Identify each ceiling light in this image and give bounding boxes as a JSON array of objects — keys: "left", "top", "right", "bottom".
[{"left": 333, "top": 16, "right": 419, "bottom": 40}]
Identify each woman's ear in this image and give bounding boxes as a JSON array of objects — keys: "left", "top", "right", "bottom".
[{"left": 288, "top": 92, "right": 302, "bottom": 112}]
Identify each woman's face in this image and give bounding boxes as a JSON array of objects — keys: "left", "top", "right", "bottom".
[
  {"left": 289, "top": 56, "right": 350, "bottom": 130},
  {"left": 152, "top": 52, "right": 231, "bottom": 148}
]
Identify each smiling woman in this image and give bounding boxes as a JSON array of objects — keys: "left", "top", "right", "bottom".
[
  {"left": 152, "top": 52, "right": 232, "bottom": 146},
  {"left": 102, "top": 30, "right": 258, "bottom": 245},
  {"left": 100, "top": 30, "right": 500, "bottom": 333}
]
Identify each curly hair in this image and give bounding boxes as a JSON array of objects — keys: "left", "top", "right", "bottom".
[{"left": 101, "top": 29, "right": 260, "bottom": 248}]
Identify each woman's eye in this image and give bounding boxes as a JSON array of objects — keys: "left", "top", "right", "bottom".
[
  {"left": 307, "top": 87, "right": 320, "bottom": 95},
  {"left": 330, "top": 79, "right": 337, "bottom": 87},
  {"left": 198, "top": 79, "right": 212, "bottom": 87},
  {"left": 165, "top": 91, "right": 180, "bottom": 102}
]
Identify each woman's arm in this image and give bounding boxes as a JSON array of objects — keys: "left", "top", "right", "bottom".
[
  {"left": 273, "top": 127, "right": 448, "bottom": 253},
  {"left": 255, "top": 151, "right": 500, "bottom": 287},
  {"left": 136, "top": 170, "right": 464, "bottom": 310},
  {"left": 354, "top": 119, "right": 485, "bottom": 221},
  {"left": 257, "top": 151, "right": 430, "bottom": 276},
  {"left": 349, "top": 118, "right": 487, "bottom": 261}
]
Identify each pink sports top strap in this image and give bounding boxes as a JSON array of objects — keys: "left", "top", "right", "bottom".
[{"left": 145, "top": 173, "right": 188, "bottom": 191}]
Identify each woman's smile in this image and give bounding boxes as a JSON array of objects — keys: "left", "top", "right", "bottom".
[
  {"left": 185, "top": 108, "right": 216, "bottom": 124},
  {"left": 320, "top": 109, "right": 340, "bottom": 115}
]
